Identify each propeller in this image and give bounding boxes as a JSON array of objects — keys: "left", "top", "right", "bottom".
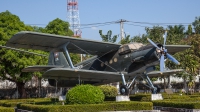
[{"left": 147, "top": 30, "right": 180, "bottom": 73}]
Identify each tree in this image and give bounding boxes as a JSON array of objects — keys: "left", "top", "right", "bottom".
[
  {"left": 32, "top": 26, "right": 45, "bottom": 33},
  {"left": 120, "top": 35, "right": 131, "bottom": 44},
  {"left": 45, "top": 18, "right": 74, "bottom": 36},
  {"left": 192, "top": 16, "right": 200, "bottom": 34},
  {"left": 0, "top": 11, "right": 47, "bottom": 98},
  {"left": 43, "top": 18, "right": 80, "bottom": 64},
  {"left": 145, "top": 26, "right": 165, "bottom": 43},
  {"left": 185, "top": 25, "right": 193, "bottom": 36},
  {"left": 131, "top": 34, "right": 148, "bottom": 44},
  {"left": 167, "top": 25, "right": 185, "bottom": 44},
  {"left": 167, "top": 34, "right": 200, "bottom": 91},
  {"left": 99, "top": 30, "right": 117, "bottom": 43}
]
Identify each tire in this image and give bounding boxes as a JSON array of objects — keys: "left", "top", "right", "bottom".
[
  {"left": 120, "top": 85, "right": 129, "bottom": 95},
  {"left": 151, "top": 87, "right": 157, "bottom": 94}
]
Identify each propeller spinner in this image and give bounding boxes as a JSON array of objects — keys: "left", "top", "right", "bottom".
[{"left": 147, "top": 31, "right": 180, "bottom": 73}]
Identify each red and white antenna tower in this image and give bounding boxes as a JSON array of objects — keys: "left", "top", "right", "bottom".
[{"left": 67, "top": 0, "right": 81, "bottom": 37}]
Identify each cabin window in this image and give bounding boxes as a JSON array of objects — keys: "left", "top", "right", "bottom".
[{"left": 118, "top": 43, "right": 143, "bottom": 55}]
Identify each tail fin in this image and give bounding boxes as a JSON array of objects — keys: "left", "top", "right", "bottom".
[{"left": 48, "top": 52, "right": 69, "bottom": 67}]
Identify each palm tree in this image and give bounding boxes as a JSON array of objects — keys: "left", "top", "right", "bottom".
[
  {"left": 192, "top": 16, "right": 200, "bottom": 34},
  {"left": 167, "top": 25, "right": 185, "bottom": 44},
  {"left": 99, "top": 30, "right": 117, "bottom": 43}
]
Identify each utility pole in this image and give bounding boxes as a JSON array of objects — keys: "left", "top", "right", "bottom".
[{"left": 116, "top": 19, "right": 128, "bottom": 41}]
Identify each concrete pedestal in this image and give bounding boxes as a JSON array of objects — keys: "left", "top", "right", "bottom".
[{"left": 116, "top": 95, "right": 130, "bottom": 102}]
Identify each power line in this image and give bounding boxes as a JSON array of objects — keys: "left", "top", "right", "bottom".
[
  {"left": 25, "top": 20, "right": 193, "bottom": 29},
  {"left": 128, "top": 21, "right": 192, "bottom": 25},
  {"left": 124, "top": 23, "right": 150, "bottom": 28},
  {"left": 80, "top": 22, "right": 118, "bottom": 29},
  {"left": 80, "top": 21, "right": 117, "bottom": 26}
]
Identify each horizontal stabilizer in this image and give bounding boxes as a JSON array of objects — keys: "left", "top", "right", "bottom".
[
  {"left": 22, "top": 65, "right": 64, "bottom": 72},
  {"left": 147, "top": 69, "right": 184, "bottom": 77}
]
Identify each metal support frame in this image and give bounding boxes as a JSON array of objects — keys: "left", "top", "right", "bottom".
[
  {"left": 120, "top": 73, "right": 138, "bottom": 89},
  {"left": 62, "top": 42, "right": 75, "bottom": 68},
  {"left": 142, "top": 73, "right": 157, "bottom": 94},
  {"left": 121, "top": 73, "right": 126, "bottom": 86},
  {"left": 128, "top": 75, "right": 138, "bottom": 88}
]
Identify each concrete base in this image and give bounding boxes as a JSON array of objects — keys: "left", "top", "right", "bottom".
[
  {"left": 151, "top": 94, "right": 163, "bottom": 101},
  {"left": 116, "top": 95, "right": 130, "bottom": 102}
]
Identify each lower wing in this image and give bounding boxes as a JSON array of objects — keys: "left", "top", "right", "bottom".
[
  {"left": 147, "top": 69, "right": 184, "bottom": 77},
  {"left": 43, "top": 68, "right": 124, "bottom": 85},
  {"left": 22, "top": 65, "right": 64, "bottom": 72}
]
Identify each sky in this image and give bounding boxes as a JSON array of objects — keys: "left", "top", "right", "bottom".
[{"left": 0, "top": 0, "right": 200, "bottom": 42}]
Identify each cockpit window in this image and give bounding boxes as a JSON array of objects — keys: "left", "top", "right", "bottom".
[{"left": 119, "top": 43, "right": 143, "bottom": 55}]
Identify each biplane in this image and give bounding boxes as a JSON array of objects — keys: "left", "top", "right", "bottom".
[{"left": 5, "top": 31, "right": 190, "bottom": 95}]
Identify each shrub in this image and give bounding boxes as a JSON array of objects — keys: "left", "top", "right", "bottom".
[
  {"left": 0, "top": 107, "right": 14, "bottom": 112},
  {"left": 98, "top": 85, "right": 118, "bottom": 97},
  {"left": 18, "top": 102, "right": 153, "bottom": 112},
  {"left": 66, "top": 84, "right": 105, "bottom": 104}
]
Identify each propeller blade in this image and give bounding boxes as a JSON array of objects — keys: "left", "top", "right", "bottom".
[
  {"left": 160, "top": 54, "right": 165, "bottom": 72},
  {"left": 147, "top": 38, "right": 161, "bottom": 50},
  {"left": 166, "top": 53, "right": 180, "bottom": 65}
]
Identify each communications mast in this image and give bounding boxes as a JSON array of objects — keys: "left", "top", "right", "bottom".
[{"left": 67, "top": 0, "right": 81, "bottom": 37}]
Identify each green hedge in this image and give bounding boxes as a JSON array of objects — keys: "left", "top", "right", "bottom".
[
  {"left": 17, "top": 102, "right": 153, "bottom": 112},
  {"left": 98, "top": 85, "right": 118, "bottom": 97},
  {"left": 0, "top": 98, "right": 51, "bottom": 107},
  {"left": 129, "top": 94, "right": 151, "bottom": 101},
  {"left": 153, "top": 101, "right": 200, "bottom": 109},
  {"left": 0, "top": 107, "right": 14, "bottom": 112}
]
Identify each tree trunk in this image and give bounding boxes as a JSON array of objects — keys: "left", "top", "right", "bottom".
[
  {"left": 38, "top": 78, "right": 41, "bottom": 98},
  {"left": 163, "top": 77, "right": 166, "bottom": 89},
  {"left": 17, "top": 82, "right": 27, "bottom": 98},
  {"left": 167, "top": 76, "right": 171, "bottom": 88},
  {"left": 183, "top": 77, "right": 187, "bottom": 93}
]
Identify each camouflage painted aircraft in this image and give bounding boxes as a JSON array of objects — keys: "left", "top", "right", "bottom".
[{"left": 5, "top": 31, "right": 190, "bottom": 95}]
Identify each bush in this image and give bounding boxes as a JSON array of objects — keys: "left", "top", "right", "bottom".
[
  {"left": 98, "top": 85, "right": 118, "bottom": 97},
  {"left": 66, "top": 84, "right": 105, "bottom": 104},
  {"left": 18, "top": 102, "right": 153, "bottom": 112},
  {"left": 0, "top": 107, "right": 14, "bottom": 112}
]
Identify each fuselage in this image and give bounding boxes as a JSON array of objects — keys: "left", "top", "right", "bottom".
[
  {"left": 80, "top": 43, "right": 160, "bottom": 74},
  {"left": 48, "top": 42, "right": 161, "bottom": 87}
]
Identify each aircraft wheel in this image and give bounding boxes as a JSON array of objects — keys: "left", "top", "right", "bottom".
[
  {"left": 151, "top": 87, "right": 157, "bottom": 94},
  {"left": 120, "top": 85, "right": 129, "bottom": 95}
]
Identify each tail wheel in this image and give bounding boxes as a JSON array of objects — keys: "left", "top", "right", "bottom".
[{"left": 120, "top": 85, "right": 129, "bottom": 95}]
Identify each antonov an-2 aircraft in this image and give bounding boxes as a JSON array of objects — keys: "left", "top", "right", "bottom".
[{"left": 6, "top": 31, "right": 190, "bottom": 95}]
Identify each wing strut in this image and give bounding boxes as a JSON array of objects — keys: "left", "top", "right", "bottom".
[
  {"left": 141, "top": 74, "right": 157, "bottom": 94},
  {"left": 62, "top": 42, "right": 76, "bottom": 69}
]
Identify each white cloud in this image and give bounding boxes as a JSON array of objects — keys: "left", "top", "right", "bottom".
[{"left": 91, "top": 27, "right": 98, "bottom": 30}]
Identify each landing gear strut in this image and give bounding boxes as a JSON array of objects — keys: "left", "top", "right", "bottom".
[{"left": 119, "top": 67, "right": 157, "bottom": 95}]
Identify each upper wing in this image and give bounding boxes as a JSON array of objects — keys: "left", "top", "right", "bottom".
[
  {"left": 6, "top": 31, "right": 121, "bottom": 55},
  {"left": 165, "top": 45, "right": 191, "bottom": 54}
]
